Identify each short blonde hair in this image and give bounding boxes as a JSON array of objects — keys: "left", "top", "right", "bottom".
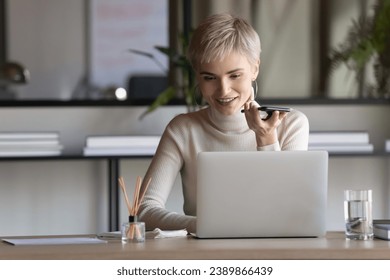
[{"left": 187, "top": 13, "right": 261, "bottom": 70}]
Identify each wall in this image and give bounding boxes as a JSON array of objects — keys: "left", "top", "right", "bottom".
[
  {"left": 7, "top": 0, "right": 169, "bottom": 101},
  {"left": 7, "top": 0, "right": 85, "bottom": 100},
  {"left": 0, "top": 104, "right": 388, "bottom": 236}
]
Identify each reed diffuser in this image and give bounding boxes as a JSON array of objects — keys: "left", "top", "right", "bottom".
[{"left": 118, "top": 176, "right": 151, "bottom": 243}]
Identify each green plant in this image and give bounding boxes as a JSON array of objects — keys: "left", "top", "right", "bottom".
[
  {"left": 329, "top": 0, "right": 390, "bottom": 98},
  {"left": 129, "top": 34, "right": 198, "bottom": 119}
]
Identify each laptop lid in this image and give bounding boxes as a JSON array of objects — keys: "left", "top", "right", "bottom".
[{"left": 195, "top": 151, "right": 328, "bottom": 238}]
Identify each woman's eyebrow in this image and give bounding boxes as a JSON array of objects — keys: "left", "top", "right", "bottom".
[
  {"left": 226, "top": 68, "right": 244, "bottom": 74},
  {"left": 199, "top": 68, "right": 244, "bottom": 75},
  {"left": 199, "top": 71, "right": 214, "bottom": 75}
]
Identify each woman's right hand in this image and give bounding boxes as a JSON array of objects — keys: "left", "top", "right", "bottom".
[{"left": 243, "top": 100, "right": 287, "bottom": 147}]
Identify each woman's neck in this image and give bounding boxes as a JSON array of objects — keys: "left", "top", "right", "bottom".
[{"left": 207, "top": 106, "right": 249, "bottom": 133}]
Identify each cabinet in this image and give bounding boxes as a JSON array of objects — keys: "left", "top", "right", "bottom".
[{"left": 0, "top": 154, "right": 153, "bottom": 232}]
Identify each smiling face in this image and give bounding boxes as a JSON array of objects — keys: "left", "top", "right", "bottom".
[{"left": 196, "top": 52, "right": 259, "bottom": 116}]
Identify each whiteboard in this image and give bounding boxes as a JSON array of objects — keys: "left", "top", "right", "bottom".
[{"left": 89, "top": 0, "right": 168, "bottom": 89}]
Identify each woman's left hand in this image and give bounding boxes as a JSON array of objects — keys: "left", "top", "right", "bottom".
[{"left": 243, "top": 100, "right": 288, "bottom": 147}]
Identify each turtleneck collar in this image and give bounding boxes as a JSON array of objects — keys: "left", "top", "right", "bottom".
[{"left": 207, "top": 106, "right": 250, "bottom": 133}]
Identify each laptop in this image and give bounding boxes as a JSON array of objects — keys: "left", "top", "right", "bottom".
[{"left": 195, "top": 151, "right": 328, "bottom": 238}]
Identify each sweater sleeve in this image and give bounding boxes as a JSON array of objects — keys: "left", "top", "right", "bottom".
[
  {"left": 257, "top": 109, "right": 309, "bottom": 151},
  {"left": 138, "top": 119, "right": 196, "bottom": 233},
  {"left": 279, "top": 109, "right": 309, "bottom": 150},
  {"left": 257, "top": 142, "right": 281, "bottom": 151}
]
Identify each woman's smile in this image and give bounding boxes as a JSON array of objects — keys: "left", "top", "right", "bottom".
[{"left": 216, "top": 96, "right": 238, "bottom": 105}]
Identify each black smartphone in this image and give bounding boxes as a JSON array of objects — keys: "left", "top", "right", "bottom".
[
  {"left": 258, "top": 106, "right": 291, "bottom": 112},
  {"left": 241, "top": 106, "right": 291, "bottom": 120},
  {"left": 259, "top": 106, "right": 291, "bottom": 120}
]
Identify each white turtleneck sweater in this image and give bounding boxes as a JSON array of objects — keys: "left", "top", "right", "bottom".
[{"left": 138, "top": 106, "right": 309, "bottom": 233}]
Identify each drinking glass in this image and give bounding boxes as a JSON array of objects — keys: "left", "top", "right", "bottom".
[{"left": 344, "top": 189, "right": 373, "bottom": 240}]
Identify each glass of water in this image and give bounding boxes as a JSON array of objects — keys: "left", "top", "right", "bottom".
[{"left": 344, "top": 189, "right": 373, "bottom": 240}]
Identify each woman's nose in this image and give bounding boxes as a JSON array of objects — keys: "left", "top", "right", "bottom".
[{"left": 219, "top": 79, "right": 231, "bottom": 95}]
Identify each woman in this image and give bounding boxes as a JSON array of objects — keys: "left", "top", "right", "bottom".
[{"left": 138, "top": 13, "right": 309, "bottom": 233}]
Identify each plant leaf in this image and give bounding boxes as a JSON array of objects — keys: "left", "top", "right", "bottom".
[
  {"left": 155, "top": 46, "right": 173, "bottom": 56},
  {"left": 127, "top": 49, "right": 154, "bottom": 58},
  {"left": 139, "top": 86, "right": 176, "bottom": 119},
  {"left": 155, "top": 46, "right": 191, "bottom": 68}
]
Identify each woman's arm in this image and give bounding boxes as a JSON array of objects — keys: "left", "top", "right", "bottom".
[{"left": 137, "top": 124, "right": 196, "bottom": 232}]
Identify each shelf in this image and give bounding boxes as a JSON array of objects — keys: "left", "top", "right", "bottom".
[
  {"left": 0, "top": 154, "right": 154, "bottom": 161},
  {"left": 328, "top": 152, "right": 389, "bottom": 157},
  {"left": 0, "top": 152, "right": 387, "bottom": 232},
  {"left": 0, "top": 154, "right": 154, "bottom": 232},
  {"left": 0, "top": 152, "right": 387, "bottom": 161}
]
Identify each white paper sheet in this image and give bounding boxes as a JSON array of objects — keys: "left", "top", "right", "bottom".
[
  {"left": 2, "top": 237, "right": 107, "bottom": 246},
  {"left": 98, "top": 228, "right": 188, "bottom": 239},
  {"left": 147, "top": 228, "right": 188, "bottom": 239}
]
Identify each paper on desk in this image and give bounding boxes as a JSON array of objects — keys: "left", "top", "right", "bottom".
[
  {"left": 2, "top": 237, "right": 107, "bottom": 246},
  {"left": 146, "top": 228, "right": 188, "bottom": 239},
  {"left": 98, "top": 228, "right": 188, "bottom": 239},
  {"left": 97, "top": 231, "right": 121, "bottom": 239}
]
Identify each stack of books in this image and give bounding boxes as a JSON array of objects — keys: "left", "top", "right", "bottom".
[
  {"left": 308, "top": 131, "right": 374, "bottom": 154},
  {"left": 0, "top": 132, "right": 63, "bottom": 157},
  {"left": 83, "top": 135, "right": 161, "bottom": 156},
  {"left": 373, "top": 220, "right": 390, "bottom": 240}
]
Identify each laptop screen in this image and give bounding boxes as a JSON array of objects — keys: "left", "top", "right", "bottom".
[{"left": 196, "top": 151, "right": 328, "bottom": 238}]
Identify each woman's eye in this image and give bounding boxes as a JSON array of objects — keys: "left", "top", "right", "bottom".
[
  {"left": 230, "top": 73, "right": 241, "bottom": 79},
  {"left": 203, "top": 75, "right": 215, "bottom": 81}
]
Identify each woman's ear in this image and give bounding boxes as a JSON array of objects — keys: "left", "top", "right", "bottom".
[{"left": 252, "top": 59, "right": 260, "bottom": 80}]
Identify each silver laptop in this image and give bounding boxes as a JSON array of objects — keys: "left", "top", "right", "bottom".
[{"left": 195, "top": 151, "right": 328, "bottom": 238}]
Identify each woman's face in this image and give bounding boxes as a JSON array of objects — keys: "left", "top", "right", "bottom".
[{"left": 196, "top": 52, "right": 259, "bottom": 115}]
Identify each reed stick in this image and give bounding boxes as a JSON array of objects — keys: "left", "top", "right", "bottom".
[
  {"left": 118, "top": 177, "right": 132, "bottom": 215},
  {"left": 132, "top": 176, "right": 142, "bottom": 216},
  {"left": 135, "top": 177, "right": 152, "bottom": 214},
  {"left": 118, "top": 176, "right": 152, "bottom": 240},
  {"left": 118, "top": 176, "right": 152, "bottom": 217}
]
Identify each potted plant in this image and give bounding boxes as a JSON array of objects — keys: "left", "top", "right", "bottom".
[
  {"left": 129, "top": 33, "right": 199, "bottom": 119},
  {"left": 329, "top": 0, "right": 390, "bottom": 98}
]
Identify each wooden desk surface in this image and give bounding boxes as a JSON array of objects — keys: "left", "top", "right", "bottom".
[{"left": 1, "top": 232, "right": 390, "bottom": 260}]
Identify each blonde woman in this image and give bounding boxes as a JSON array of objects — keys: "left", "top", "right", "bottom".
[{"left": 138, "top": 13, "right": 309, "bottom": 233}]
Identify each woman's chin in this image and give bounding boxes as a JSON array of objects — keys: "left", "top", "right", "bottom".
[{"left": 216, "top": 105, "right": 241, "bottom": 116}]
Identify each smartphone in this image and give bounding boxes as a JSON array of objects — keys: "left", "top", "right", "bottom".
[
  {"left": 260, "top": 106, "right": 291, "bottom": 120},
  {"left": 258, "top": 106, "right": 291, "bottom": 112},
  {"left": 241, "top": 105, "right": 291, "bottom": 120}
]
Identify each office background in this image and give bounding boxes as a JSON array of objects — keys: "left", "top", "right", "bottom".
[{"left": 0, "top": 0, "right": 389, "bottom": 236}]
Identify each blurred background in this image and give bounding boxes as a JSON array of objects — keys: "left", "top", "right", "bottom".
[
  {"left": 1, "top": 0, "right": 386, "bottom": 102},
  {"left": 0, "top": 0, "right": 388, "bottom": 236}
]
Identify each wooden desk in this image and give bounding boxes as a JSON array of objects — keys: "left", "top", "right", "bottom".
[{"left": 1, "top": 232, "right": 390, "bottom": 260}]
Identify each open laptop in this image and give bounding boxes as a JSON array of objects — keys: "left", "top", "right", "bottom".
[{"left": 195, "top": 151, "right": 328, "bottom": 238}]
